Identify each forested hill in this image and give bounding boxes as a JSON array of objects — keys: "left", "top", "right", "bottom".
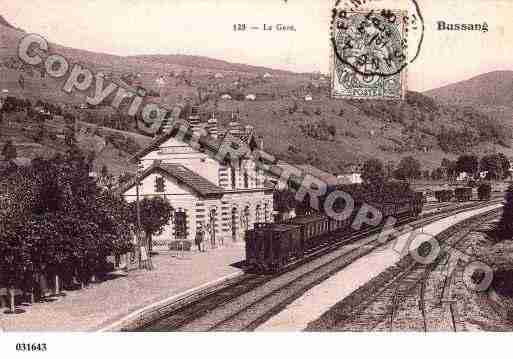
[{"left": 0, "top": 14, "right": 512, "bottom": 175}]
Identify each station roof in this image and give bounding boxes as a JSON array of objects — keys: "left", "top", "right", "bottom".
[{"left": 117, "top": 162, "right": 224, "bottom": 198}]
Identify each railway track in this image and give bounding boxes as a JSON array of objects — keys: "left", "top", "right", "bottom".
[
  {"left": 307, "top": 208, "right": 500, "bottom": 331},
  {"left": 128, "top": 200, "right": 502, "bottom": 332}
]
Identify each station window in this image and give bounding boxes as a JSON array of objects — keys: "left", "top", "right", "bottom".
[
  {"left": 155, "top": 176, "right": 166, "bottom": 193},
  {"left": 243, "top": 171, "right": 249, "bottom": 188},
  {"left": 255, "top": 168, "right": 261, "bottom": 187},
  {"left": 231, "top": 166, "right": 236, "bottom": 189},
  {"left": 174, "top": 210, "right": 187, "bottom": 239},
  {"left": 255, "top": 205, "right": 262, "bottom": 223}
]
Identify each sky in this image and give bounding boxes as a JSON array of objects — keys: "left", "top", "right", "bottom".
[{"left": 1, "top": 0, "right": 513, "bottom": 91}]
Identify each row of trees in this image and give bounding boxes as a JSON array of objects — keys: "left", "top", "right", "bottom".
[
  {"left": 361, "top": 152, "right": 511, "bottom": 185},
  {"left": 0, "top": 147, "right": 173, "bottom": 309},
  {"left": 434, "top": 153, "right": 510, "bottom": 181},
  {"left": 0, "top": 149, "right": 132, "bottom": 295},
  {"left": 361, "top": 156, "right": 422, "bottom": 186}
]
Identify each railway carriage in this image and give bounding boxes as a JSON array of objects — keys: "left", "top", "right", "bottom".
[
  {"left": 455, "top": 187, "right": 472, "bottom": 202},
  {"left": 288, "top": 215, "right": 331, "bottom": 251},
  {"left": 245, "top": 187, "right": 425, "bottom": 273},
  {"left": 245, "top": 223, "right": 301, "bottom": 272}
]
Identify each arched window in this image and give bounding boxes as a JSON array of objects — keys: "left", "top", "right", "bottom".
[
  {"left": 231, "top": 207, "right": 238, "bottom": 241},
  {"left": 174, "top": 210, "right": 187, "bottom": 239},
  {"left": 243, "top": 171, "right": 249, "bottom": 188},
  {"left": 241, "top": 206, "right": 250, "bottom": 230},
  {"left": 208, "top": 207, "right": 217, "bottom": 245},
  {"left": 155, "top": 176, "right": 166, "bottom": 192},
  {"left": 264, "top": 202, "right": 269, "bottom": 222},
  {"left": 254, "top": 168, "right": 259, "bottom": 187},
  {"left": 255, "top": 204, "right": 262, "bottom": 223},
  {"left": 231, "top": 166, "right": 236, "bottom": 189}
]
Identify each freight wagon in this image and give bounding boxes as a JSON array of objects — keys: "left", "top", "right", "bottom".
[{"left": 245, "top": 189, "right": 424, "bottom": 273}]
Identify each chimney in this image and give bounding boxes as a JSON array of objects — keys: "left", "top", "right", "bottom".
[
  {"left": 187, "top": 105, "right": 202, "bottom": 134},
  {"left": 207, "top": 112, "right": 218, "bottom": 138},
  {"left": 244, "top": 125, "right": 254, "bottom": 136},
  {"left": 228, "top": 120, "right": 242, "bottom": 137}
]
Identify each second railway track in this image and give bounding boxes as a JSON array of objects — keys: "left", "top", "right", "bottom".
[
  {"left": 129, "top": 200, "right": 502, "bottom": 332},
  {"left": 308, "top": 208, "right": 500, "bottom": 331}
]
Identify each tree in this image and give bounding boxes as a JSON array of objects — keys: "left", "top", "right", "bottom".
[
  {"left": 361, "top": 158, "right": 385, "bottom": 188},
  {"left": 431, "top": 167, "right": 444, "bottom": 181},
  {"left": 456, "top": 154, "right": 479, "bottom": 178},
  {"left": 384, "top": 160, "right": 395, "bottom": 179},
  {"left": 498, "top": 184, "right": 513, "bottom": 239},
  {"left": 2, "top": 140, "right": 17, "bottom": 161},
  {"left": 477, "top": 182, "right": 492, "bottom": 201},
  {"left": 480, "top": 154, "right": 501, "bottom": 180},
  {"left": 34, "top": 125, "right": 47, "bottom": 143},
  {"left": 129, "top": 196, "right": 173, "bottom": 254},
  {"left": 441, "top": 158, "right": 456, "bottom": 180},
  {"left": 394, "top": 156, "right": 421, "bottom": 182},
  {"left": 497, "top": 152, "right": 510, "bottom": 179},
  {"left": 86, "top": 151, "right": 96, "bottom": 172},
  {"left": 0, "top": 150, "right": 134, "bottom": 302},
  {"left": 273, "top": 189, "right": 299, "bottom": 221},
  {"left": 101, "top": 164, "right": 109, "bottom": 178},
  {"left": 118, "top": 172, "right": 134, "bottom": 185},
  {"left": 64, "top": 127, "right": 77, "bottom": 147}
]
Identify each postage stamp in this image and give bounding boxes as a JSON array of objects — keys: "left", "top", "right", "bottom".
[{"left": 330, "top": 8, "right": 408, "bottom": 100}]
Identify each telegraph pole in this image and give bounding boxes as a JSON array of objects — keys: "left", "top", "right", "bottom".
[
  {"left": 135, "top": 162, "right": 143, "bottom": 269},
  {"left": 136, "top": 162, "right": 142, "bottom": 233},
  {"left": 135, "top": 162, "right": 152, "bottom": 270}
]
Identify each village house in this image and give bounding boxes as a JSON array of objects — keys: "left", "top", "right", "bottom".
[
  {"left": 120, "top": 112, "right": 274, "bottom": 249},
  {"left": 336, "top": 164, "right": 363, "bottom": 184}
]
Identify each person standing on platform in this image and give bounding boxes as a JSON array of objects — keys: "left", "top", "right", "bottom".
[{"left": 195, "top": 225, "right": 205, "bottom": 252}]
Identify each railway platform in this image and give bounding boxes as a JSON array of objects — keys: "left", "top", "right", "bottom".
[{"left": 0, "top": 242, "right": 246, "bottom": 331}]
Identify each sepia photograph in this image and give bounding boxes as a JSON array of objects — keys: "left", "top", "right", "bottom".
[{"left": 0, "top": 0, "right": 513, "bottom": 357}]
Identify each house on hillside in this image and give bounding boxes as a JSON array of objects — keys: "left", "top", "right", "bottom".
[
  {"left": 214, "top": 73, "right": 224, "bottom": 79},
  {"left": 296, "top": 164, "right": 338, "bottom": 186},
  {"left": 336, "top": 164, "right": 363, "bottom": 184},
  {"left": 456, "top": 172, "right": 469, "bottom": 181},
  {"left": 119, "top": 115, "right": 274, "bottom": 249},
  {"left": 263, "top": 73, "right": 273, "bottom": 79},
  {"left": 220, "top": 94, "right": 232, "bottom": 100},
  {"left": 304, "top": 94, "right": 313, "bottom": 101},
  {"left": 337, "top": 172, "right": 362, "bottom": 184},
  {"left": 245, "top": 94, "right": 256, "bottom": 101}
]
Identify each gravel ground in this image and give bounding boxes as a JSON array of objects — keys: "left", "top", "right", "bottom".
[
  {"left": 307, "top": 214, "right": 513, "bottom": 332},
  {"left": 0, "top": 242, "right": 245, "bottom": 331},
  {"left": 259, "top": 205, "right": 501, "bottom": 331}
]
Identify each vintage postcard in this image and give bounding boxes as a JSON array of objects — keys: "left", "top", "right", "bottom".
[{"left": 0, "top": 0, "right": 512, "bottom": 357}]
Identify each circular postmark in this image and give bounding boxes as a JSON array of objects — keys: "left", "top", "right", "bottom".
[{"left": 330, "top": 0, "right": 424, "bottom": 78}]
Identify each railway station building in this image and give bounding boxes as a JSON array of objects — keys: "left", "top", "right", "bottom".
[{"left": 120, "top": 114, "right": 274, "bottom": 249}]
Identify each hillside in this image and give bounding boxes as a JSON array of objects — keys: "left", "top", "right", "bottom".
[
  {"left": 128, "top": 54, "right": 295, "bottom": 76},
  {"left": 1, "top": 15, "right": 513, "bottom": 176},
  {"left": 425, "top": 71, "right": 513, "bottom": 132},
  {"left": 0, "top": 15, "right": 23, "bottom": 32},
  {"left": 425, "top": 71, "right": 513, "bottom": 108}
]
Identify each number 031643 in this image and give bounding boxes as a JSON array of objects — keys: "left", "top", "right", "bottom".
[{"left": 16, "top": 343, "right": 47, "bottom": 352}]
